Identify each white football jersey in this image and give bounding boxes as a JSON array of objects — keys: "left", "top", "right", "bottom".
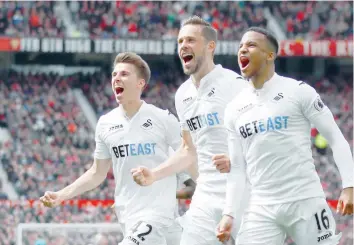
[
  {"left": 175, "top": 65, "right": 249, "bottom": 195},
  {"left": 94, "top": 101, "right": 181, "bottom": 224},
  {"left": 225, "top": 73, "right": 326, "bottom": 205}
]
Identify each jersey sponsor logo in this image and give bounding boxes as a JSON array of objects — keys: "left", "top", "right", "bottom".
[
  {"left": 314, "top": 96, "right": 325, "bottom": 112},
  {"left": 183, "top": 96, "right": 193, "bottom": 104},
  {"left": 207, "top": 87, "right": 215, "bottom": 97},
  {"left": 109, "top": 124, "right": 124, "bottom": 131},
  {"left": 238, "top": 103, "right": 254, "bottom": 113},
  {"left": 112, "top": 143, "right": 156, "bottom": 158},
  {"left": 127, "top": 236, "right": 140, "bottom": 245},
  {"left": 141, "top": 119, "right": 153, "bottom": 130},
  {"left": 186, "top": 112, "right": 220, "bottom": 132},
  {"left": 317, "top": 231, "right": 332, "bottom": 242},
  {"left": 239, "top": 116, "right": 289, "bottom": 138},
  {"left": 273, "top": 93, "right": 284, "bottom": 101}
]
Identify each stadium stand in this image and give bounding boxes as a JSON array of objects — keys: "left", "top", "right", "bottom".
[
  {"left": 0, "top": 1, "right": 65, "bottom": 37},
  {"left": 0, "top": 1, "right": 352, "bottom": 245},
  {"left": 1, "top": 1, "right": 352, "bottom": 40},
  {"left": 266, "top": 1, "right": 353, "bottom": 40},
  {"left": 67, "top": 1, "right": 268, "bottom": 40}
]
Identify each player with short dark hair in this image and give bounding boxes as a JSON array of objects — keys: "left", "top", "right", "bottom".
[{"left": 217, "top": 27, "right": 353, "bottom": 245}]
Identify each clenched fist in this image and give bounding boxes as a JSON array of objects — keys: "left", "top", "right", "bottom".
[
  {"left": 39, "top": 191, "right": 63, "bottom": 208},
  {"left": 212, "top": 154, "right": 231, "bottom": 173},
  {"left": 216, "top": 215, "right": 234, "bottom": 243},
  {"left": 131, "top": 166, "right": 155, "bottom": 186}
]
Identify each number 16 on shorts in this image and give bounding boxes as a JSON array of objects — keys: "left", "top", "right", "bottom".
[{"left": 314, "top": 209, "right": 334, "bottom": 243}]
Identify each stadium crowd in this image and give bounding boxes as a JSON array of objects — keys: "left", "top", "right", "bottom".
[
  {"left": 0, "top": 1, "right": 352, "bottom": 40},
  {"left": 68, "top": 1, "right": 267, "bottom": 40},
  {"left": 0, "top": 1, "right": 65, "bottom": 37},
  {"left": 0, "top": 69, "right": 352, "bottom": 245},
  {"left": 266, "top": 1, "right": 353, "bottom": 40}
]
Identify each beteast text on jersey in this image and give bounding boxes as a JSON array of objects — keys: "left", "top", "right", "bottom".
[
  {"left": 239, "top": 116, "right": 289, "bottom": 139},
  {"left": 112, "top": 143, "right": 157, "bottom": 158},
  {"left": 186, "top": 112, "right": 220, "bottom": 131}
]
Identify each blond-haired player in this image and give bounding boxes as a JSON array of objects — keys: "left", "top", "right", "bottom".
[{"left": 40, "top": 52, "right": 182, "bottom": 245}]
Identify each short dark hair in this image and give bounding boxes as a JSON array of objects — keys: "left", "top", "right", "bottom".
[
  {"left": 245, "top": 27, "right": 279, "bottom": 55},
  {"left": 113, "top": 52, "right": 151, "bottom": 86},
  {"left": 181, "top": 15, "right": 217, "bottom": 43}
]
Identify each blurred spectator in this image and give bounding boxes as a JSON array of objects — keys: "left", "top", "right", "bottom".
[{"left": 0, "top": 180, "right": 8, "bottom": 200}]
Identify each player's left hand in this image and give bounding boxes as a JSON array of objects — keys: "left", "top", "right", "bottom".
[
  {"left": 337, "top": 187, "right": 353, "bottom": 215},
  {"left": 216, "top": 215, "right": 233, "bottom": 242},
  {"left": 212, "top": 154, "right": 230, "bottom": 173}
]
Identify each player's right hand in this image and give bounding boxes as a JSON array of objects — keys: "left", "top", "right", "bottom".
[
  {"left": 131, "top": 166, "right": 155, "bottom": 186},
  {"left": 337, "top": 187, "right": 353, "bottom": 215},
  {"left": 39, "top": 191, "right": 63, "bottom": 208},
  {"left": 216, "top": 215, "right": 234, "bottom": 243}
]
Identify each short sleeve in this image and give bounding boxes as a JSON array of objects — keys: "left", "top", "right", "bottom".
[
  {"left": 94, "top": 117, "right": 111, "bottom": 159},
  {"left": 164, "top": 110, "right": 182, "bottom": 151},
  {"left": 298, "top": 82, "right": 329, "bottom": 121}
]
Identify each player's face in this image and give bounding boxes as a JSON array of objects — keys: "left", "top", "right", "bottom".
[
  {"left": 238, "top": 31, "right": 271, "bottom": 79},
  {"left": 111, "top": 63, "right": 145, "bottom": 104},
  {"left": 177, "top": 25, "right": 208, "bottom": 75}
]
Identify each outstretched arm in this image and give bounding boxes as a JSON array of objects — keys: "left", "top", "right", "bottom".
[
  {"left": 40, "top": 158, "right": 111, "bottom": 207},
  {"left": 57, "top": 158, "right": 111, "bottom": 200}
]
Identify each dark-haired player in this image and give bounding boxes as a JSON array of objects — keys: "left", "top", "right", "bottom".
[{"left": 217, "top": 27, "right": 353, "bottom": 245}]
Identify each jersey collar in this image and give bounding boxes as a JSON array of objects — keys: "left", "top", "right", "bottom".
[
  {"left": 118, "top": 100, "right": 146, "bottom": 121},
  {"left": 252, "top": 72, "right": 279, "bottom": 95},
  {"left": 195, "top": 64, "right": 223, "bottom": 91}
]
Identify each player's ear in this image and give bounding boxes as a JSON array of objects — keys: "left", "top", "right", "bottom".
[
  {"left": 138, "top": 78, "right": 146, "bottom": 90},
  {"left": 208, "top": 41, "right": 216, "bottom": 54},
  {"left": 267, "top": 51, "right": 276, "bottom": 62}
]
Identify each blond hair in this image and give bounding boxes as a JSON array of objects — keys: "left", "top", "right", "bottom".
[
  {"left": 113, "top": 52, "right": 151, "bottom": 86},
  {"left": 181, "top": 15, "right": 217, "bottom": 43}
]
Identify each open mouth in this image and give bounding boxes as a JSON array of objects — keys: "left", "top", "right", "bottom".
[
  {"left": 115, "top": 87, "right": 124, "bottom": 95},
  {"left": 240, "top": 56, "right": 250, "bottom": 69},
  {"left": 182, "top": 54, "right": 193, "bottom": 64}
]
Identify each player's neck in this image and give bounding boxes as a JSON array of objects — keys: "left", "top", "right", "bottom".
[
  {"left": 120, "top": 100, "right": 143, "bottom": 119},
  {"left": 251, "top": 64, "right": 275, "bottom": 89},
  {"left": 191, "top": 61, "right": 215, "bottom": 88}
]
